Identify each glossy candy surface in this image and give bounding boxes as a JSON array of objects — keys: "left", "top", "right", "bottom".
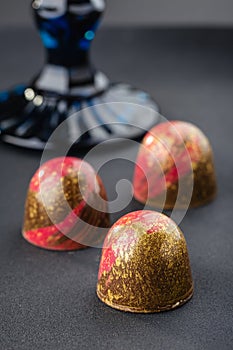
[
  {"left": 23, "top": 157, "right": 110, "bottom": 250},
  {"left": 133, "top": 121, "right": 217, "bottom": 209},
  {"left": 97, "top": 210, "right": 193, "bottom": 313}
]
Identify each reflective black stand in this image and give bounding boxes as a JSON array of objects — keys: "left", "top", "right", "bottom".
[{"left": 0, "top": 0, "right": 159, "bottom": 149}]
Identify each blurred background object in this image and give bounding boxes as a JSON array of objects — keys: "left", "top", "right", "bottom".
[
  {"left": 0, "top": 0, "right": 160, "bottom": 149},
  {"left": 0, "top": 0, "right": 233, "bottom": 28}
]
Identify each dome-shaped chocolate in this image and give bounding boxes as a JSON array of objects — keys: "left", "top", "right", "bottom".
[
  {"left": 133, "top": 121, "right": 217, "bottom": 209},
  {"left": 23, "top": 157, "right": 110, "bottom": 250},
  {"left": 97, "top": 210, "right": 193, "bottom": 313}
]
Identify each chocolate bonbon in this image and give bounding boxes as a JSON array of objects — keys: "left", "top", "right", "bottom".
[
  {"left": 97, "top": 210, "right": 193, "bottom": 313},
  {"left": 23, "top": 157, "right": 110, "bottom": 250},
  {"left": 133, "top": 121, "right": 217, "bottom": 209}
]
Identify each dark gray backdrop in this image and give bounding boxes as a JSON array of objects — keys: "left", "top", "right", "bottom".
[
  {"left": 0, "top": 0, "right": 233, "bottom": 349},
  {"left": 0, "top": 0, "right": 233, "bottom": 28},
  {"left": 0, "top": 26, "right": 233, "bottom": 349}
]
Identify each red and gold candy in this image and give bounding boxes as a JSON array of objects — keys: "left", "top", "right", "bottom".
[
  {"left": 97, "top": 210, "right": 193, "bottom": 313},
  {"left": 133, "top": 121, "right": 217, "bottom": 209},
  {"left": 22, "top": 157, "right": 110, "bottom": 251},
  {"left": 22, "top": 121, "right": 217, "bottom": 313}
]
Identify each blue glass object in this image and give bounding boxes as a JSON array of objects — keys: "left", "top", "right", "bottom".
[{"left": 0, "top": 0, "right": 159, "bottom": 149}]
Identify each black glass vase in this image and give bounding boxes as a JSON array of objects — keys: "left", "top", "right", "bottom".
[{"left": 0, "top": 0, "right": 159, "bottom": 149}]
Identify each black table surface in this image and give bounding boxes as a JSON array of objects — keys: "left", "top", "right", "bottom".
[{"left": 0, "top": 27, "right": 233, "bottom": 350}]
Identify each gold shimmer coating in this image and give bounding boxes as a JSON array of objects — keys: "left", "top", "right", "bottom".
[
  {"left": 133, "top": 121, "right": 217, "bottom": 209},
  {"left": 97, "top": 211, "right": 193, "bottom": 313},
  {"left": 22, "top": 157, "right": 110, "bottom": 251}
]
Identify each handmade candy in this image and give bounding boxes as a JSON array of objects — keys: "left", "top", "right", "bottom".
[
  {"left": 97, "top": 210, "right": 193, "bottom": 313},
  {"left": 23, "top": 157, "right": 110, "bottom": 250},
  {"left": 133, "top": 121, "right": 217, "bottom": 209}
]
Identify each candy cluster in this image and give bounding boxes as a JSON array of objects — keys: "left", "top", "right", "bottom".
[{"left": 22, "top": 120, "right": 217, "bottom": 313}]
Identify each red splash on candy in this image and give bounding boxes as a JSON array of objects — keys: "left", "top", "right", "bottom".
[{"left": 23, "top": 157, "right": 110, "bottom": 251}]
